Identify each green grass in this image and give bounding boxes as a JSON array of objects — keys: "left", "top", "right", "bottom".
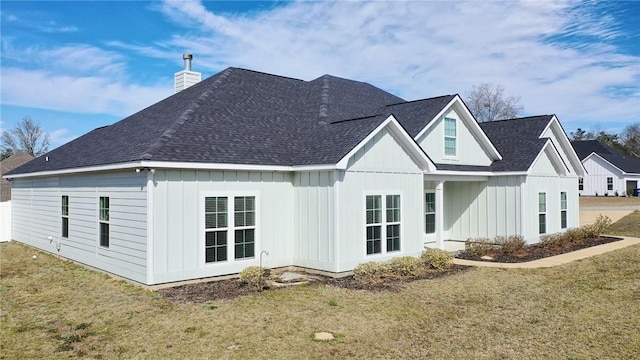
[
  {"left": 2, "top": 240, "right": 640, "bottom": 359},
  {"left": 606, "top": 210, "right": 640, "bottom": 238}
]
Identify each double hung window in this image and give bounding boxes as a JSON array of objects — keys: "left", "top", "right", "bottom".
[{"left": 366, "top": 194, "right": 401, "bottom": 255}]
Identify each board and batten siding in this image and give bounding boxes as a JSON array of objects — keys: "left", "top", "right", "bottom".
[
  {"left": 416, "top": 108, "right": 493, "bottom": 166},
  {"left": 293, "top": 171, "right": 335, "bottom": 272},
  {"left": 443, "top": 176, "right": 522, "bottom": 241},
  {"left": 338, "top": 128, "right": 424, "bottom": 271},
  {"left": 11, "top": 171, "right": 148, "bottom": 283},
  {"left": 581, "top": 156, "right": 626, "bottom": 196},
  {"left": 151, "top": 169, "right": 294, "bottom": 284}
]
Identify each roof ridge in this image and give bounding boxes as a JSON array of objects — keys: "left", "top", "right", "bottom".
[
  {"left": 139, "top": 68, "right": 234, "bottom": 160},
  {"left": 329, "top": 114, "right": 383, "bottom": 124},
  {"left": 483, "top": 115, "right": 554, "bottom": 124},
  {"left": 385, "top": 94, "right": 456, "bottom": 107},
  {"left": 232, "top": 67, "right": 305, "bottom": 83}
]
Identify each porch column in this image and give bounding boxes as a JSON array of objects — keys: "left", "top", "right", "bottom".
[{"left": 435, "top": 181, "right": 444, "bottom": 250}]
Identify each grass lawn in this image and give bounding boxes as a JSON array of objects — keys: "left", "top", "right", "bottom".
[
  {"left": 2, "top": 238, "right": 640, "bottom": 359},
  {"left": 607, "top": 210, "right": 640, "bottom": 238}
]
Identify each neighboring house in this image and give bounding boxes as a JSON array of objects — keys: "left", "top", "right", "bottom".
[
  {"left": 4, "top": 61, "right": 584, "bottom": 285},
  {"left": 1, "top": 151, "right": 34, "bottom": 202},
  {"left": 572, "top": 140, "right": 640, "bottom": 196}
]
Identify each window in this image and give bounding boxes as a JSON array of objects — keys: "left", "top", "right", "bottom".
[
  {"left": 560, "top": 192, "right": 567, "bottom": 229},
  {"left": 205, "top": 197, "right": 228, "bottom": 263},
  {"left": 234, "top": 196, "right": 255, "bottom": 259},
  {"left": 538, "top": 192, "right": 546, "bottom": 234},
  {"left": 366, "top": 194, "right": 401, "bottom": 255},
  {"left": 204, "top": 195, "right": 257, "bottom": 264},
  {"left": 578, "top": 178, "right": 584, "bottom": 191},
  {"left": 366, "top": 195, "right": 382, "bottom": 255},
  {"left": 607, "top": 177, "right": 613, "bottom": 191},
  {"left": 386, "top": 195, "right": 401, "bottom": 252},
  {"left": 61, "top": 195, "right": 69, "bottom": 238},
  {"left": 99, "top": 197, "right": 109, "bottom": 247},
  {"left": 425, "top": 192, "right": 436, "bottom": 234},
  {"left": 444, "top": 117, "right": 457, "bottom": 156}
]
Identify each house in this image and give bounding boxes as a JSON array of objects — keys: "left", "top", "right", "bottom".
[
  {"left": 1, "top": 151, "right": 34, "bottom": 202},
  {"left": 572, "top": 140, "right": 640, "bottom": 196},
  {"left": 1, "top": 151, "right": 34, "bottom": 242},
  {"left": 4, "top": 59, "right": 585, "bottom": 285}
]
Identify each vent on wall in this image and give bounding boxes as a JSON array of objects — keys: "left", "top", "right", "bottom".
[{"left": 174, "top": 54, "right": 202, "bottom": 93}]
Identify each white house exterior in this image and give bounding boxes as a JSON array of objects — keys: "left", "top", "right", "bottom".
[
  {"left": 572, "top": 140, "right": 640, "bottom": 197},
  {"left": 4, "top": 65, "right": 585, "bottom": 285}
]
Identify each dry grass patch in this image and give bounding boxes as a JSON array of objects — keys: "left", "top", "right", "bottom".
[
  {"left": 606, "top": 210, "right": 640, "bottom": 238},
  {"left": 2, "top": 241, "right": 640, "bottom": 359},
  {"left": 580, "top": 196, "right": 640, "bottom": 207}
]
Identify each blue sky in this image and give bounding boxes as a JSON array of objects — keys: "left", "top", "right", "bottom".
[{"left": 1, "top": 0, "right": 638, "bottom": 150}]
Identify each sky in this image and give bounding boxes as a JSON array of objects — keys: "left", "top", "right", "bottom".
[{"left": 1, "top": 0, "right": 639, "bottom": 150}]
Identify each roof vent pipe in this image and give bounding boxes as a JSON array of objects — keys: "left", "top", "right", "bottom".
[{"left": 183, "top": 54, "right": 193, "bottom": 71}]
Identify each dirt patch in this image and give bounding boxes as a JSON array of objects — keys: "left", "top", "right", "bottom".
[
  {"left": 580, "top": 196, "right": 640, "bottom": 207},
  {"left": 456, "top": 236, "right": 622, "bottom": 263},
  {"left": 159, "top": 265, "right": 470, "bottom": 303}
]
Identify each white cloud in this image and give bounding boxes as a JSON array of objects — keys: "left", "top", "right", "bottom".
[
  {"left": 49, "top": 128, "right": 77, "bottom": 148},
  {"left": 0, "top": 67, "right": 170, "bottom": 117},
  {"left": 149, "top": 0, "right": 638, "bottom": 129}
]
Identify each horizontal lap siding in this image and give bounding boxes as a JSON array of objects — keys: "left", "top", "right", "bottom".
[
  {"left": 11, "top": 172, "right": 148, "bottom": 284},
  {"left": 152, "top": 169, "right": 294, "bottom": 284}
]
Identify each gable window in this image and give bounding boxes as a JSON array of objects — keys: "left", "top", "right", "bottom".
[
  {"left": 366, "top": 195, "right": 382, "bottom": 255},
  {"left": 386, "top": 195, "right": 401, "bottom": 252},
  {"left": 425, "top": 192, "right": 436, "bottom": 234},
  {"left": 205, "top": 197, "right": 228, "bottom": 263},
  {"left": 538, "top": 192, "right": 546, "bottom": 234},
  {"left": 560, "top": 192, "right": 567, "bottom": 229},
  {"left": 99, "top": 196, "right": 109, "bottom": 247},
  {"left": 61, "top": 195, "right": 69, "bottom": 238},
  {"left": 366, "top": 194, "right": 401, "bottom": 255},
  {"left": 607, "top": 177, "right": 613, "bottom": 191},
  {"left": 578, "top": 178, "right": 583, "bottom": 191},
  {"left": 444, "top": 117, "right": 457, "bottom": 156},
  {"left": 234, "top": 196, "right": 255, "bottom": 259}
]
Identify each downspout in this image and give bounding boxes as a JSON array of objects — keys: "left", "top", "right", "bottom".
[
  {"left": 145, "top": 169, "right": 155, "bottom": 285},
  {"left": 333, "top": 169, "right": 341, "bottom": 272}
]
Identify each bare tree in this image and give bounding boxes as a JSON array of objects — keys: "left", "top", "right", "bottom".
[
  {"left": 620, "top": 122, "right": 640, "bottom": 159},
  {"left": 1, "top": 116, "right": 50, "bottom": 157},
  {"left": 465, "top": 83, "right": 524, "bottom": 122}
]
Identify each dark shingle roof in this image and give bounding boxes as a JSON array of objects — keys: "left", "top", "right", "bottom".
[
  {"left": 474, "top": 115, "right": 554, "bottom": 172},
  {"left": 382, "top": 95, "right": 457, "bottom": 137},
  {"left": 571, "top": 140, "right": 640, "bottom": 174},
  {"left": 9, "top": 68, "right": 411, "bottom": 175}
]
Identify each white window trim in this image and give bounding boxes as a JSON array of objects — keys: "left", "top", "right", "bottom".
[
  {"left": 606, "top": 177, "right": 613, "bottom": 191},
  {"left": 200, "top": 191, "right": 260, "bottom": 267},
  {"left": 443, "top": 117, "right": 457, "bottom": 158},
  {"left": 578, "top": 177, "right": 584, "bottom": 191},
  {"left": 538, "top": 192, "right": 547, "bottom": 235},
  {"left": 61, "top": 195, "right": 69, "bottom": 239},
  {"left": 98, "top": 196, "right": 110, "bottom": 248},
  {"left": 363, "top": 191, "right": 403, "bottom": 257},
  {"left": 560, "top": 191, "right": 567, "bottom": 229},
  {"left": 424, "top": 190, "right": 436, "bottom": 235}
]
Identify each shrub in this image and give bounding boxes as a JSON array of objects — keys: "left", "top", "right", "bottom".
[
  {"left": 421, "top": 248, "right": 453, "bottom": 269},
  {"left": 563, "top": 227, "right": 586, "bottom": 246},
  {"left": 464, "top": 238, "right": 494, "bottom": 257},
  {"left": 353, "top": 261, "right": 393, "bottom": 283},
  {"left": 496, "top": 235, "right": 526, "bottom": 256},
  {"left": 389, "top": 256, "right": 423, "bottom": 276},
  {"left": 591, "top": 215, "right": 612, "bottom": 237},
  {"left": 540, "top": 233, "right": 569, "bottom": 251},
  {"left": 239, "top": 266, "right": 267, "bottom": 288}
]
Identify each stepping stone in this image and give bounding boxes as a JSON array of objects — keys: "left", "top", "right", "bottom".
[
  {"left": 314, "top": 332, "right": 334, "bottom": 341},
  {"left": 481, "top": 255, "right": 494, "bottom": 260}
]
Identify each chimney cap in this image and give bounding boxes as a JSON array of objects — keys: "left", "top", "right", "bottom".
[{"left": 183, "top": 53, "right": 193, "bottom": 60}]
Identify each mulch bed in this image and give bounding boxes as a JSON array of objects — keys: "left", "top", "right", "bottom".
[
  {"left": 456, "top": 236, "right": 623, "bottom": 263},
  {"left": 159, "top": 265, "right": 470, "bottom": 304}
]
